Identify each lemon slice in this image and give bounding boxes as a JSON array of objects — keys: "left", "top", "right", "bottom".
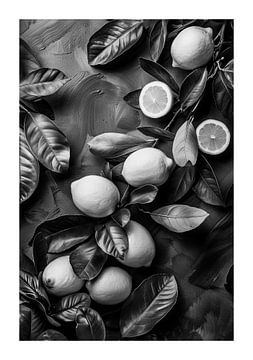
[
  {"left": 139, "top": 81, "right": 173, "bottom": 118},
  {"left": 196, "top": 119, "right": 230, "bottom": 155}
]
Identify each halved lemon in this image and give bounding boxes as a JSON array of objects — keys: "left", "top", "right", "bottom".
[
  {"left": 196, "top": 119, "right": 230, "bottom": 155},
  {"left": 139, "top": 81, "right": 173, "bottom": 119}
]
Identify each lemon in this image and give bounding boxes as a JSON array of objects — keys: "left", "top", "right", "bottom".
[
  {"left": 139, "top": 81, "right": 173, "bottom": 118},
  {"left": 71, "top": 175, "right": 120, "bottom": 218},
  {"left": 118, "top": 220, "right": 155, "bottom": 268},
  {"left": 86, "top": 266, "right": 132, "bottom": 305},
  {"left": 171, "top": 26, "right": 214, "bottom": 70},
  {"left": 42, "top": 256, "right": 84, "bottom": 297},
  {"left": 122, "top": 147, "right": 173, "bottom": 187}
]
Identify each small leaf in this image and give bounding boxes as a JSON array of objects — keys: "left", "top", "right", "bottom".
[
  {"left": 111, "top": 208, "right": 131, "bottom": 228},
  {"left": 120, "top": 273, "right": 178, "bottom": 338},
  {"left": 75, "top": 307, "right": 106, "bottom": 340},
  {"left": 20, "top": 68, "right": 70, "bottom": 100},
  {"left": 100, "top": 161, "right": 112, "bottom": 180},
  {"left": 172, "top": 120, "right": 198, "bottom": 167},
  {"left": 123, "top": 89, "right": 141, "bottom": 109},
  {"left": 111, "top": 162, "right": 124, "bottom": 181},
  {"left": 47, "top": 223, "right": 94, "bottom": 254},
  {"left": 179, "top": 67, "right": 208, "bottom": 111},
  {"left": 127, "top": 185, "right": 158, "bottom": 205},
  {"left": 213, "top": 69, "right": 233, "bottom": 120},
  {"left": 88, "top": 20, "right": 144, "bottom": 66},
  {"left": 164, "top": 165, "right": 195, "bottom": 203},
  {"left": 139, "top": 58, "right": 179, "bottom": 95},
  {"left": 51, "top": 293, "right": 91, "bottom": 322},
  {"left": 20, "top": 38, "right": 40, "bottom": 81},
  {"left": 24, "top": 112, "right": 70, "bottom": 173},
  {"left": 116, "top": 181, "right": 130, "bottom": 206},
  {"left": 137, "top": 126, "right": 175, "bottom": 140},
  {"left": 149, "top": 20, "right": 168, "bottom": 62},
  {"left": 20, "top": 128, "right": 40, "bottom": 203},
  {"left": 95, "top": 221, "right": 128, "bottom": 259},
  {"left": 35, "top": 329, "right": 67, "bottom": 340},
  {"left": 70, "top": 239, "right": 108, "bottom": 280},
  {"left": 151, "top": 204, "right": 209, "bottom": 233}
]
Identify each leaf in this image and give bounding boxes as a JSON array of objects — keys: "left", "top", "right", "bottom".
[
  {"left": 20, "top": 38, "right": 40, "bottom": 81},
  {"left": 20, "top": 68, "right": 70, "bottom": 100},
  {"left": 149, "top": 20, "right": 168, "bottom": 62},
  {"left": 127, "top": 185, "right": 158, "bottom": 205},
  {"left": 172, "top": 120, "right": 198, "bottom": 167},
  {"left": 193, "top": 155, "right": 226, "bottom": 207},
  {"left": 35, "top": 329, "right": 67, "bottom": 340},
  {"left": 111, "top": 208, "right": 131, "bottom": 228},
  {"left": 111, "top": 162, "right": 124, "bottom": 181},
  {"left": 116, "top": 181, "right": 130, "bottom": 206},
  {"left": 20, "top": 303, "right": 47, "bottom": 340},
  {"left": 163, "top": 165, "right": 196, "bottom": 203},
  {"left": 167, "top": 20, "right": 197, "bottom": 40},
  {"left": 95, "top": 221, "right": 128, "bottom": 259},
  {"left": 123, "top": 89, "right": 141, "bottom": 109},
  {"left": 88, "top": 20, "right": 144, "bottom": 66},
  {"left": 120, "top": 274, "right": 178, "bottom": 338},
  {"left": 75, "top": 307, "right": 106, "bottom": 340},
  {"left": 151, "top": 205, "right": 209, "bottom": 233},
  {"left": 100, "top": 161, "right": 112, "bottom": 180},
  {"left": 70, "top": 239, "right": 108, "bottom": 280},
  {"left": 137, "top": 126, "right": 175, "bottom": 140},
  {"left": 51, "top": 293, "right": 91, "bottom": 322},
  {"left": 20, "top": 128, "right": 40, "bottom": 203},
  {"left": 47, "top": 223, "right": 94, "bottom": 254},
  {"left": 20, "top": 98, "right": 55, "bottom": 120},
  {"left": 139, "top": 58, "right": 179, "bottom": 95},
  {"left": 223, "top": 59, "right": 233, "bottom": 88},
  {"left": 179, "top": 67, "right": 208, "bottom": 111},
  {"left": 213, "top": 69, "right": 233, "bottom": 120},
  {"left": 24, "top": 112, "right": 70, "bottom": 173}
]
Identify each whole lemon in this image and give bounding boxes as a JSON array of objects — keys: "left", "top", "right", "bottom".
[
  {"left": 86, "top": 267, "right": 132, "bottom": 305},
  {"left": 122, "top": 148, "right": 173, "bottom": 187},
  {"left": 171, "top": 26, "right": 214, "bottom": 70},
  {"left": 42, "top": 256, "right": 85, "bottom": 297},
  {"left": 71, "top": 175, "right": 120, "bottom": 218},
  {"left": 118, "top": 220, "right": 155, "bottom": 268}
]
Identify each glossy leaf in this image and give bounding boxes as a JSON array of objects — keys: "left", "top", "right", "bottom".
[
  {"left": 95, "top": 221, "right": 128, "bottom": 259},
  {"left": 172, "top": 120, "right": 198, "bottom": 167},
  {"left": 117, "top": 181, "right": 130, "bottom": 206},
  {"left": 20, "top": 304, "right": 47, "bottom": 340},
  {"left": 213, "top": 69, "right": 233, "bottom": 120},
  {"left": 137, "top": 126, "right": 175, "bottom": 140},
  {"left": 127, "top": 184, "right": 158, "bottom": 205},
  {"left": 151, "top": 204, "right": 209, "bottom": 233},
  {"left": 193, "top": 155, "right": 226, "bottom": 207},
  {"left": 47, "top": 223, "right": 94, "bottom": 254},
  {"left": 20, "top": 128, "right": 40, "bottom": 203},
  {"left": 20, "top": 68, "right": 70, "bottom": 100},
  {"left": 164, "top": 165, "right": 195, "bottom": 203},
  {"left": 223, "top": 59, "right": 233, "bottom": 88},
  {"left": 75, "top": 307, "right": 106, "bottom": 340},
  {"left": 20, "top": 38, "right": 40, "bottom": 81},
  {"left": 88, "top": 20, "right": 144, "bottom": 66},
  {"left": 149, "top": 20, "right": 168, "bottom": 62},
  {"left": 36, "top": 329, "right": 67, "bottom": 340},
  {"left": 24, "top": 112, "right": 70, "bottom": 173},
  {"left": 123, "top": 89, "right": 141, "bottom": 109},
  {"left": 139, "top": 58, "right": 179, "bottom": 95},
  {"left": 51, "top": 293, "right": 91, "bottom": 322},
  {"left": 70, "top": 239, "right": 108, "bottom": 280},
  {"left": 111, "top": 208, "right": 131, "bottom": 228},
  {"left": 120, "top": 274, "right": 178, "bottom": 338},
  {"left": 179, "top": 67, "right": 208, "bottom": 111}
]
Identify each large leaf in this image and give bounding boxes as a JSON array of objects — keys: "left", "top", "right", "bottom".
[
  {"left": 172, "top": 120, "right": 198, "bottom": 167},
  {"left": 127, "top": 185, "right": 158, "bottom": 205},
  {"left": 151, "top": 205, "right": 209, "bottom": 233},
  {"left": 70, "top": 239, "right": 108, "bottom": 280},
  {"left": 139, "top": 58, "right": 179, "bottom": 95},
  {"left": 123, "top": 89, "right": 141, "bottom": 110},
  {"left": 163, "top": 164, "right": 195, "bottom": 203},
  {"left": 20, "top": 304, "right": 47, "bottom": 340},
  {"left": 149, "top": 20, "right": 168, "bottom": 62},
  {"left": 35, "top": 329, "right": 67, "bottom": 340},
  {"left": 88, "top": 20, "right": 144, "bottom": 66},
  {"left": 193, "top": 155, "right": 226, "bottom": 207},
  {"left": 51, "top": 293, "right": 91, "bottom": 322},
  {"left": 24, "top": 112, "right": 70, "bottom": 173},
  {"left": 20, "top": 38, "right": 40, "bottom": 81},
  {"left": 111, "top": 208, "right": 131, "bottom": 228},
  {"left": 95, "top": 221, "right": 128, "bottom": 259},
  {"left": 20, "top": 68, "right": 70, "bottom": 100},
  {"left": 75, "top": 307, "right": 106, "bottom": 340},
  {"left": 213, "top": 69, "right": 233, "bottom": 120},
  {"left": 179, "top": 67, "right": 208, "bottom": 111},
  {"left": 47, "top": 223, "right": 94, "bottom": 254},
  {"left": 120, "top": 274, "right": 178, "bottom": 338},
  {"left": 137, "top": 126, "right": 175, "bottom": 141},
  {"left": 20, "top": 128, "right": 40, "bottom": 203}
]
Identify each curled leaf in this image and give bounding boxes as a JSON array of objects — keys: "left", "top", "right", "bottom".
[
  {"left": 137, "top": 126, "right": 174, "bottom": 140},
  {"left": 111, "top": 208, "right": 131, "bottom": 228},
  {"left": 24, "top": 112, "right": 70, "bottom": 173},
  {"left": 123, "top": 89, "right": 141, "bottom": 109},
  {"left": 127, "top": 184, "right": 158, "bottom": 206},
  {"left": 149, "top": 20, "right": 168, "bottom": 62},
  {"left": 75, "top": 307, "right": 106, "bottom": 340},
  {"left": 151, "top": 204, "right": 209, "bottom": 233},
  {"left": 51, "top": 293, "right": 91, "bottom": 322}
]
